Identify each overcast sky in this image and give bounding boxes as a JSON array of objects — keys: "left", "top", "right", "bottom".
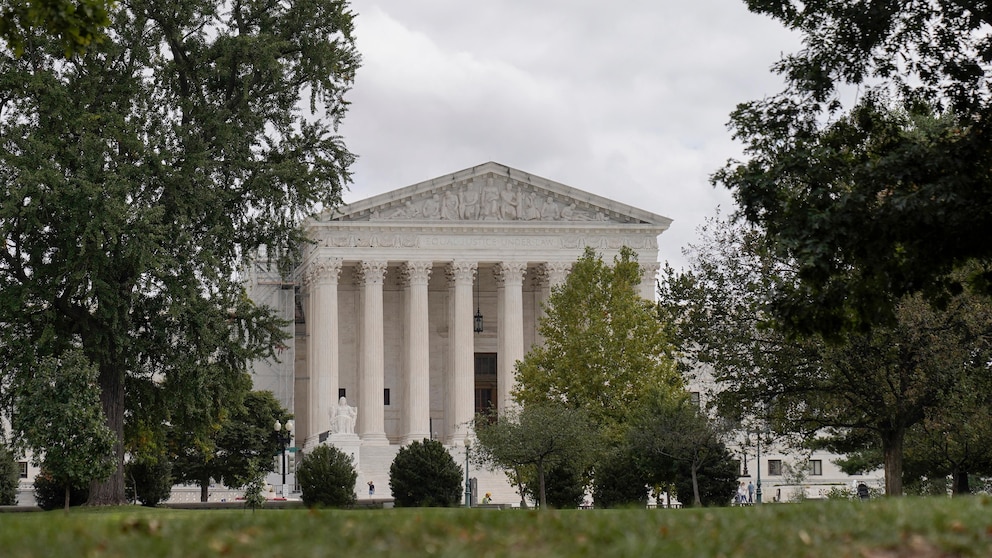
[{"left": 337, "top": 1, "right": 802, "bottom": 270}]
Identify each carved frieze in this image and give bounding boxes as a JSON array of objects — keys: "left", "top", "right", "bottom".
[{"left": 361, "top": 174, "right": 618, "bottom": 223}]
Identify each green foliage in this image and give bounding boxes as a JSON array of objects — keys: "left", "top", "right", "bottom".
[
  {"left": 32, "top": 470, "right": 88, "bottom": 511},
  {"left": 515, "top": 246, "right": 681, "bottom": 440},
  {"left": 10, "top": 351, "right": 116, "bottom": 509},
  {"left": 628, "top": 392, "right": 736, "bottom": 507},
  {"left": 170, "top": 390, "right": 292, "bottom": 501},
  {"left": 0, "top": 0, "right": 358, "bottom": 504},
  {"left": 0, "top": 0, "right": 113, "bottom": 56},
  {"left": 473, "top": 404, "right": 601, "bottom": 509},
  {"left": 0, "top": 442, "right": 18, "bottom": 505},
  {"left": 297, "top": 444, "right": 357, "bottom": 508},
  {"left": 662, "top": 215, "right": 992, "bottom": 496},
  {"left": 591, "top": 445, "right": 649, "bottom": 509},
  {"left": 716, "top": 2, "right": 992, "bottom": 335},
  {"left": 525, "top": 463, "right": 586, "bottom": 510},
  {"left": 241, "top": 464, "right": 267, "bottom": 511},
  {"left": 125, "top": 455, "right": 172, "bottom": 507},
  {"left": 389, "top": 439, "right": 462, "bottom": 508}
]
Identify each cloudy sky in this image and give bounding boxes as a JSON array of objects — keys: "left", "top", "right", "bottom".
[{"left": 337, "top": 1, "right": 802, "bottom": 269}]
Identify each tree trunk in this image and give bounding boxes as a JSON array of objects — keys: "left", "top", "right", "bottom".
[
  {"left": 881, "top": 429, "right": 905, "bottom": 496},
  {"left": 64, "top": 484, "right": 70, "bottom": 512},
  {"left": 201, "top": 478, "right": 209, "bottom": 503},
  {"left": 513, "top": 467, "right": 528, "bottom": 508},
  {"left": 537, "top": 461, "right": 547, "bottom": 509},
  {"left": 691, "top": 462, "right": 701, "bottom": 506},
  {"left": 88, "top": 361, "right": 127, "bottom": 505},
  {"left": 952, "top": 470, "right": 970, "bottom": 495}
]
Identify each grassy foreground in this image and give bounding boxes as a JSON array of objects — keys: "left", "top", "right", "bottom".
[{"left": 2, "top": 497, "right": 992, "bottom": 557}]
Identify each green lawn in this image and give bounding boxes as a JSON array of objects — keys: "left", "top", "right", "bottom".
[{"left": 2, "top": 497, "right": 991, "bottom": 557}]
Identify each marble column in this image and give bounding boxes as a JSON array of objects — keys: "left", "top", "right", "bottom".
[
  {"left": 534, "top": 261, "right": 572, "bottom": 346},
  {"left": 356, "top": 260, "right": 389, "bottom": 445},
  {"left": 445, "top": 261, "right": 476, "bottom": 445},
  {"left": 640, "top": 262, "right": 661, "bottom": 300},
  {"left": 495, "top": 261, "right": 527, "bottom": 414},
  {"left": 400, "top": 261, "right": 432, "bottom": 444},
  {"left": 304, "top": 257, "right": 342, "bottom": 448}
]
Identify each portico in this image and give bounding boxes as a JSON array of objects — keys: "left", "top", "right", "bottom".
[{"left": 249, "top": 161, "right": 672, "bottom": 464}]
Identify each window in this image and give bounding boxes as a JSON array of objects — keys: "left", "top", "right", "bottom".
[
  {"left": 810, "top": 460, "right": 822, "bottom": 476},
  {"left": 19, "top": 462, "right": 28, "bottom": 479},
  {"left": 768, "top": 459, "right": 783, "bottom": 476},
  {"left": 688, "top": 391, "right": 700, "bottom": 407},
  {"left": 338, "top": 388, "right": 346, "bottom": 398},
  {"left": 383, "top": 388, "right": 391, "bottom": 406}
]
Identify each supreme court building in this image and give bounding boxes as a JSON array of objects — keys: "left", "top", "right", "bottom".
[{"left": 247, "top": 162, "right": 672, "bottom": 498}]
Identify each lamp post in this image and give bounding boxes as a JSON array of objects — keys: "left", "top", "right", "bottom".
[
  {"left": 464, "top": 442, "right": 472, "bottom": 507},
  {"left": 273, "top": 419, "right": 294, "bottom": 497},
  {"left": 755, "top": 431, "right": 762, "bottom": 504}
]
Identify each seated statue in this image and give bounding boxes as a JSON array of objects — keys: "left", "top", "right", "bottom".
[{"left": 329, "top": 396, "right": 358, "bottom": 435}]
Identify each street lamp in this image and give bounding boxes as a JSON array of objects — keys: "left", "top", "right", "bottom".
[
  {"left": 273, "top": 419, "right": 294, "bottom": 497},
  {"left": 464, "top": 442, "right": 472, "bottom": 507}
]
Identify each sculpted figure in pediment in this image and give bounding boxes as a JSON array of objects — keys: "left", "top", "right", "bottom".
[
  {"left": 481, "top": 180, "right": 500, "bottom": 219},
  {"left": 422, "top": 194, "right": 441, "bottom": 219},
  {"left": 499, "top": 186, "right": 518, "bottom": 220},
  {"left": 541, "top": 196, "right": 561, "bottom": 220},
  {"left": 441, "top": 190, "right": 460, "bottom": 220},
  {"left": 521, "top": 192, "right": 541, "bottom": 220},
  {"left": 459, "top": 187, "right": 480, "bottom": 219}
]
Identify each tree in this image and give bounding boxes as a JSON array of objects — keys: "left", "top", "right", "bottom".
[
  {"left": 515, "top": 246, "right": 681, "bottom": 440},
  {"left": 628, "top": 393, "right": 736, "bottom": 507},
  {"left": 591, "top": 445, "right": 649, "bottom": 509},
  {"left": 0, "top": 441, "right": 18, "bottom": 505},
  {"left": 473, "top": 404, "right": 601, "bottom": 509},
  {"left": 297, "top": 444, "right": 357, "bottom": 508},
  {"left": 0, "top": 0, "right": 359, "bottom": 505},
  {"left": 389, "top": 439, "right": 462, "bottom": 508},
  {"left": 659, "top": 215, "right": 992, "bottom": 496},
  {"left": 125, "top": 454, "right": 172, "bottom": 507},
  {"left": 716, "top": 2, "right": 992, "bottom": 335},
  {"left": 170, "top": 390, "right": 291, "bottom": 502},
  {"left": 0, "top": 0, "right": 114, "bottom": 56},
  {"left": 9, "top": 351, "right": 116, "bottom": 510}
]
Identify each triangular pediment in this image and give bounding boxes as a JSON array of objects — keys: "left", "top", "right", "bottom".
[{"left": 318, "top": 162, "right": 672, "bottom": 227}]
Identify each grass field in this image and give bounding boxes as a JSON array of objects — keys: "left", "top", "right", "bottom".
[{"left": 1, "top": 497, "right": 991, "bottom": 557}]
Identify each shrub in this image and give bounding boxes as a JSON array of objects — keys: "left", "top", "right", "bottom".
[
  {"left": 389, "top": 439, "right": 462, "bottom": 507},
  {"left": 0, "top": 443, "right": 18, "bottom": 505},
  {"left": 33, "top": 470, "right": 88, "bottom": 510},
  {"left": 593, "top": 448, "right": 649, "bottom": 509},
  {"left": 297, "top": 445, "right": 357, "bottom": 508},
  {"left": 125, "top": 457, "right": 173, "bottom": 507},
  {"left": 524, "top": 463, "right": 586, "bottom": 509}
]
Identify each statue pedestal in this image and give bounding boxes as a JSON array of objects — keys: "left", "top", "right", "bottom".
[{"left": 326, "top": 434, "right": 361, "bottom": 469}]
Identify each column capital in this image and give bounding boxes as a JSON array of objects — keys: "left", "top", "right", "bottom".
[
  {"left": 399, "top": 260, "right": 433, "bottom": 287},
  {"left": 355, "top": 260, "right": 389, "bottom": 286},
  {"left": 303, "top": 256, "right": 343, "bottom": 287},
  {"left": 535, "top": 261, "right": 572, "bottom": 287},
  {"left": 445, "top": 261, "right": 477, "bottom": 286},
  {"left": 494, "top": 261, "right": 528, "bottom": 287}
]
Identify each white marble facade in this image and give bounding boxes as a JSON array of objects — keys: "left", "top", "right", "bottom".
[{"left": 248, "top": 162, "right": 671, "bottom": 499}]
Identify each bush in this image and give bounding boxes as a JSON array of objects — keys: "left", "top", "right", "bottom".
[
  {"left": 524, "top": 463, "right": 586, "bottom": 509},
  {"left": 0, "top": 443, "right": 18, "bottom": 506},
  {"left": 125, "top": 457, "right": 173, "bottom": 507},
  {"left": 389, "top": 439, "right": 462, "bottom": 507},
  {"left": 297, "top": 444, "right": 357, "bottom": 508},
  {"left": 593, "top": 448, "right": 649, "bottom": 509},
  {"left": 33, "top": 470, "right": 88, "bottom": 510}
]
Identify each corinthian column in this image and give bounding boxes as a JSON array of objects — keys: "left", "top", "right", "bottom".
[
  {"left": 495, "top": 261, "right": 527, "bottom": 414},
  {"left": 445, "top": 261, "right": 476, "bottom": 445},
  {"left": 356, "top": 260, "right": 389, "bottom": 445},
  {"left": 400, "top": 261, "right": 432, "bottom": 444},
  {"left": 640, "top": 262, "right": 661, "bottom": 300},
  {"left": 304, "top": 257, "right": 342, "bottom": 448}
]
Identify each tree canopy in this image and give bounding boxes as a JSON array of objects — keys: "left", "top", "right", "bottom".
[
  {"left": 717, "top": 1, "right": 992, "bottom": 334},
  {"left": 660, "top": 214, "right": 992, "bottom": 496},
  {"left": 0, "top": 0, "right": 359, "bottom": 504},
  {"left": 0, "top": 0, "right": 113, "bottom": 56},
  {"left": 514, "top": 246, "right": 681, "bottom": 439}
]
